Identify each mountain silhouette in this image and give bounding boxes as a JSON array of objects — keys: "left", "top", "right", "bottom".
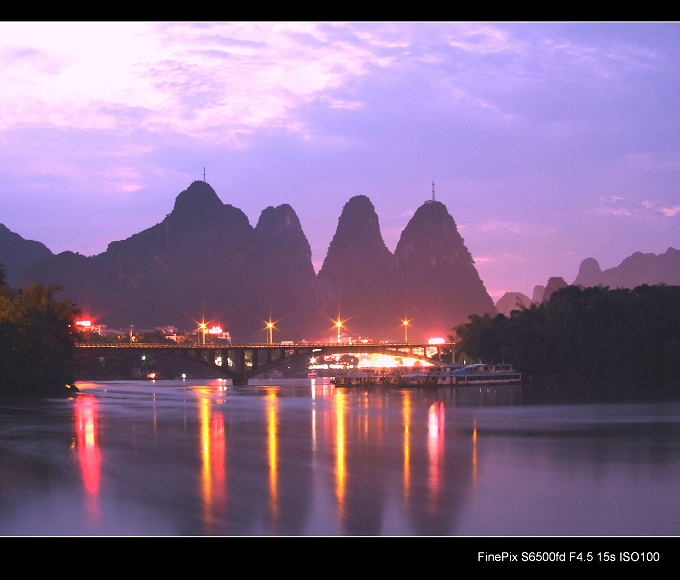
[
  {"left": 23, "top": 181, "right": 493, "bottom": 340},
  {"left": 0, "top": 224, "right": 53, "bottom": 289},
  {"left": 495, "top": 292, "right": 532, "bottom": 316},
  {"left": 573, "top": 248, "right": 680, "bottom": 289},
  {"left": 393, "top": 201, "right": 493, "bottom": 339},
  {"left": 317, "top": 195, "right": 396, "bottom": 339}
]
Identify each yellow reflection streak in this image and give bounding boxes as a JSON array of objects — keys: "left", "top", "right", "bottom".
[
  {"left": 403, "top": 395, "right": 411, "bottom": 505},
  {"left": 267, "top": 391, "right": 279, "bottom": 528},
  {"left": 335, "top": 390, "right": 346, "bottom": 523},
  {"left": 200, "top": 396, "right": 213, "bottom": 532},
  {"left": 212, "top": 411, "right": 227, "bottom": 523},
  {"left": 198, "top": 390, "right": 228, "bottom": 535}
]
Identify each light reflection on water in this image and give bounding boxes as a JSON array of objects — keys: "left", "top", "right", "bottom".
[{"left": 0, "top": 379, "right": 679, "bottom": 535}]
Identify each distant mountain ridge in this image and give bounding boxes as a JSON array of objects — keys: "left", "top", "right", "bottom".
[
  {"left": 574, "top": 248, "right": 680, "bottom": 289},
  {"left": 515, "top": 248, "right": 680, "bottom": 312},
  {"left": 0, "top": 224, "right": 53, "bottom": 288},
  {"left": 20, "top": 181, "right": 493, "bottom": 341}
]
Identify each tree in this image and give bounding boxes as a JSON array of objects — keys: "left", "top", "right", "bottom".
[
  {"left": 452, "top": 284, "right": 680, "bottom": 399},
  {"left": 0, "top": 283, "right": 81, "bottom": 397}
]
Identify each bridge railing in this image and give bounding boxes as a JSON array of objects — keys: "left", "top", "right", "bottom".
[{"left": 75, "top": 342, "right": 454, "bottom": 349}]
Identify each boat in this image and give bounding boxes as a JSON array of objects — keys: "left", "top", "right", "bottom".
[{"left": 331, "top": 363, "right": 522, "bottom": 387}]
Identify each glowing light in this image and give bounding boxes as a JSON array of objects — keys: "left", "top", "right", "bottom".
[
  {"left": 358, "top": 355, "right": 399, "bottom": 368},
  {"left": 428, "top": 337, "right": 446, "bottom": 344},
  {"left": 332, "top": 317, "right": 347, "bottom": 342},
  {"left": 76, "top": 319, "right": 92, "bottom": 327},
  {"left": 260, "top": 318, "right": 281, "bottom": 344},
  {"left": 198, "top": 321, "right": 208, "bottom": 344},
  {"left": 400, "top": 317, "right": 411, "bottom": 342},
  {"left": 208, "top": 325, "right": 222, "bottom": 334}
]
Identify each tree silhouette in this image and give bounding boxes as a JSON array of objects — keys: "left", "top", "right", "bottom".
[
  {"left": 0, "top": 282, "right": 81, "bottom": 397},
  {"left": 452, "top": 284, "right": 680, "bottom": 399}
]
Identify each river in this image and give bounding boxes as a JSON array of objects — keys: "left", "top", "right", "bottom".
[{"left": 1, "top": 379, "right": 679, "bottom": 536}]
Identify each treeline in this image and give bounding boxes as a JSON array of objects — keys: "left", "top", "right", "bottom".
[
  {"left": 0, "top": 263, "right": 81, "bottom": 397},
  {"left": 453, "top": 284, "right": 680, "bottom": 399}
]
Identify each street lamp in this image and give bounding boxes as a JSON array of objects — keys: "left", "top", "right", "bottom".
[
  {"left": 335, "top": 319, "right": 343, "bottom": 343},
  {"left": 402, "top": 318, "right": 410, "bottom": 342},
  {"left": 267, "top": 320, "right": 274, "bottom": 344},
  {"left": 199, "top": 322, "right": 207, "bottom": 344}
]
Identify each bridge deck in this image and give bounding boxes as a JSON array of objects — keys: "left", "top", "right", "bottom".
[{"left": 74, "top": 342, "right": 454, "bottom": 385}]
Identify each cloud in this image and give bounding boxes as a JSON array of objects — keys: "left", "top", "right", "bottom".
[
  {"left": 640, "top": 199, "right": 680, "bottom": 217},
  {"left": 659, "top": 205, "right": 680, "bottom": 217}
]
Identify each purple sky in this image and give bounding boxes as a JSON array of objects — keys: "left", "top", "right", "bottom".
[{"left": 2, "top": 22, "right": 679, "bottom": 300}]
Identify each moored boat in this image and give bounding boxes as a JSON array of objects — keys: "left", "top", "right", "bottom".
[{"left": 331, "top": 363, "right": 522, "bottom": 387}]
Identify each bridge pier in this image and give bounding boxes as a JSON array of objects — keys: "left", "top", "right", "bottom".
[{"left": 232, "top": 376, "right": 248, "bottom": 386}]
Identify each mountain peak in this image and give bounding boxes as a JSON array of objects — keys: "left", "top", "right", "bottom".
[
  {"left": 256, "top": 204, "right": 303, "bottom": 237},
  {"left": 395, "top": 200, "right": 467, "bottom": 267},
  {"left": 329, "top": 195, "right": 387, "bottom": 249},
  {"left": 172, "top": 180, "right": 222, "bottom": 210},
  {"left": 0, "top": 223, "right": 53, "bottom": 288},
  {"left": 319, "top": 195, "right": 392, "bottom": 280},
  {"left": 168, "top": 181, "right": 224, "bottom": 229},
  {"left": 574, "top": 257, "right": 602, "bottom": 287},
  {"left": 256, "top": 204, "right": 313, "bottom": 266}
]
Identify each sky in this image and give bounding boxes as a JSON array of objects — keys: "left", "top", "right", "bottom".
[{"left": 1, "top": 22, "right": 679, "bottom": 301}]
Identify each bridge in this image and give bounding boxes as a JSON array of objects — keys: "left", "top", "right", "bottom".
[{"left": 74, "top": 342, "right": 453, "bottom": 385}]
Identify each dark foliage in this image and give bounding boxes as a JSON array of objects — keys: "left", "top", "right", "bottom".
[
  {"left": 452, "top": 284, "right": 680, "bottom": 399},
  {"left": 0, "top": 282, "right": 81, "bottom": 397}
]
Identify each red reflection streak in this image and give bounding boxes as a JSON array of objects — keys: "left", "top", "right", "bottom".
[
  {"left": 198, "top": 393, "right": 229, "bottom": 534},
  {"left": 200, "top": 397, "right": 212, "bottom": 529},
  {"left": 427, "top": 402, "right": 445, "bottom": 513},
  {"left": 75, "top": 394, "right": 101, "bottom": 520},
  {"left": 472, "top": 418, "right": 478, "bottom": 489}
]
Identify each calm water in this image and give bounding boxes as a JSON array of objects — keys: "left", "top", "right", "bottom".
[{"left": 1, "top": 379, "right": 679, "bottom": 536}]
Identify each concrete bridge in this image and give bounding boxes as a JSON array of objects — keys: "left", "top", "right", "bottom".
[{"left": 75, "top": 342, "right": 452, "bottom": 385}]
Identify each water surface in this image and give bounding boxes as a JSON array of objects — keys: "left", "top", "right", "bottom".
[{"left": 1, "top": 379, "right": 679, "bottom": 535}]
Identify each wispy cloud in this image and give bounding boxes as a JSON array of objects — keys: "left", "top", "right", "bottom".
[{"left": 660, "top": 206, "right": 680, "bottom": 216}]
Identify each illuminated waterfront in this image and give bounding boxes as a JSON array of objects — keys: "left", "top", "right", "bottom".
[{"left": 1, "top": 379, "right": 680, "bottom": 535}]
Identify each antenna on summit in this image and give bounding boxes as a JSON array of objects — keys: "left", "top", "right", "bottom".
[
  {"left": 203, "top": 167, "right": 206, "bottom": 182},
  {"left": 425, "top": 180, "right": 436, "bottom": 204}
]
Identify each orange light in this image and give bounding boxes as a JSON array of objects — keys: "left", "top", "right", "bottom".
[{"left": 76, "top": 320, "right": 92, "bottom": 327}]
